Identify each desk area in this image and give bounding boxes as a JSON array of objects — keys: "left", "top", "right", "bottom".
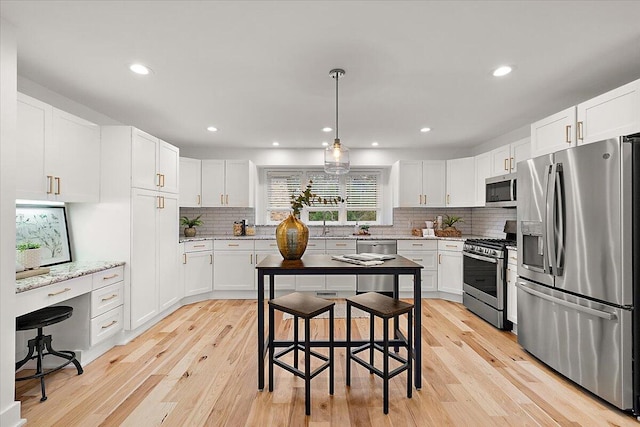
[{"left": 255, "top": 254, "right": 423, "bottom": 391}]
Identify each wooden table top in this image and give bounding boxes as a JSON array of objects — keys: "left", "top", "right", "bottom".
[{"left": 255, "top": 254, "right": 422, "bottom": 272}]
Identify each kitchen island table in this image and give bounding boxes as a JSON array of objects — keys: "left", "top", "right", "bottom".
[{"left": 256, "top": 254, "right": 423, "bottom": 391}]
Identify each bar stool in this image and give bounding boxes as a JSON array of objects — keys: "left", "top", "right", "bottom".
[
  {"left": 268, "top": 292, "right": 335, "bottom": 416},
  {"left": 345, "top": 292, "right": 413, "bottom": 414},
  {"left": 15, "top": 306, "right": 83, "bottom": 401}
]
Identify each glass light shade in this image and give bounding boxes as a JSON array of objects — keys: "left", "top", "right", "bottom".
[{"left": 324, "top": 139, "right": 350, "bottom": 174}]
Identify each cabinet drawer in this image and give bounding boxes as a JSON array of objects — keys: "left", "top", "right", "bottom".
[
  {"left": 398, "top": 240, "right": 438, "bottom": 251},
  {"left": 16, "top": 275, "right": 93, "bottom": 317},
  {"left": 90, "top": 305, "right": 124, "bottom": 346},
  {"left": 254, "top": 240, "right": 279, "bottom": 251},
  {"left": 91, "top": 281, "right": 124, "bottom": 318},
  {"left": 305, "top": 239, "right": 325, "bottom": 250},
  {"left": 326, "top": 240, "right": 356, "bottom": 251},
  {"left": 437, "top": 240, "right": 464, "bottom": 252},
  {"left": 92, "top": 266, "right": 124, "bottom": 290},
  {"left": 214, "top": 240, "right": 254, "bottom": 251},
  {"left": 184, "top": 240, "right": 213, "bottom": 252}
]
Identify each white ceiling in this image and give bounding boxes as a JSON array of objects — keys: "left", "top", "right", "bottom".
[{"left": 2, "top": 1, "right": 640, "bottom": 151}]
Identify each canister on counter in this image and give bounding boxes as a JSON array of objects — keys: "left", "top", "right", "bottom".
[{"left": 233, "top": 221, "right": 244, "bottom": 236}]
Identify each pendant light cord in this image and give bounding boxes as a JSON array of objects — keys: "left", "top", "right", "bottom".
[{"left": 335, "top": 71, "right": 339, "bottom": 141}]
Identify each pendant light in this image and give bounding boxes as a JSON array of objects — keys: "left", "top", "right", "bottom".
[{"left": 324, "top": 68, "right": 350, "bottom": 174}]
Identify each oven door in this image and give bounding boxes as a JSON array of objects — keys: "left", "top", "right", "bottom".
[{"left": 463, "top": 251, "right": 503, "bottom": 309}]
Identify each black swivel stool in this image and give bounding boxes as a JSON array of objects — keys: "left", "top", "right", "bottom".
[
  {"left": 345, "top": 292, "right": 413, "bottom": 414},
  {"left": 268, "top": 292, "right": 335, "bottom": 416},
  {"left": 15, "top": 306, "right": 83, "bottom": 401}
]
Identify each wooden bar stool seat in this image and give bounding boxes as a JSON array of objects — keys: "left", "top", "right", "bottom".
[
  {"left": 268, "top": 292, "right": 335, "bottom": 416},
  {"left": 345, "top": 292, "right": 413, "bottom": 414},
  {"left": 15, "top": 306, "right": 83, "bottom": 402}
]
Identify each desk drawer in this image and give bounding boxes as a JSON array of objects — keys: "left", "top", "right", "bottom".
[
  {"left": 16, "top": 275, "right": 93, "bottom": 317},
  {"left": 91, "top": 281, "right": 124, "bottom": 317},
  {"left": 91, "top": 305, "right": 124, "bottom": 345},
  {"left": 92, "top": 266, "right": 124, "bottom": 290}
]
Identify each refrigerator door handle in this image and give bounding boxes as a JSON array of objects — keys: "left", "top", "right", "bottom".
[
  {"left": 545, "top": 163, "right": 557, "bottom": 274},
  {"left": 554, "top": 164, "right": 565, "bottom": 275},
  {"left": 516, "top": 282, "right": 617, "bottom": 320}
]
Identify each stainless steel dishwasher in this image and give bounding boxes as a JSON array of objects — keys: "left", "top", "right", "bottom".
[{"left": 356, "top": 240, "right": 397, "bottom": 295}]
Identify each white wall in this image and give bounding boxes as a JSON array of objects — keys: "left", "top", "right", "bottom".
[
  {"left": 468, "top": 124, "right": 530, "bottom": 156},
  {"left": 0, "top": 18, "right": 24, "bottom": 427}
]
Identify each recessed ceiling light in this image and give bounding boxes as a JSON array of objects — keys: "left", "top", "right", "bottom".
[
  {"left": 272, "top": 141, "right": 279, "bottom": 146},
  {"left": 129, "top": 63, "right": 151, "bottom": 75},
  {"left": 493, "top": 65, "right": 512, "bottom": 77},
  {"left": 207, "top": 126, "right": 218, "bottom": 132},
  {"left": 321, "top": 141, "right": 329, "bottom": 147},
  {"left": 322, "top": 127, "right": 332, "bottom": 132},
  {"left": 371, "top": 142, "right": 379, "bottom": 147},
  {"left": 420, "top": 127, "right": 431, "bottom": 133}
]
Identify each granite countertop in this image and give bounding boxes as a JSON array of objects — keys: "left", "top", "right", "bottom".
[
  {"left": 16, "top": 261, "right": 125, "bottom": 294},
  {"left": 180, "top": 234, "right": 482, "bottom": 243}
]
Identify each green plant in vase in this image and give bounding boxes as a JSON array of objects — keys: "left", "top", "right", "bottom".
[
  {"left": 181, "top": 215, "right": 203, "bottom": 238},
  {"left": 16, "top": 242, "right": 42, "bottom": 270}
]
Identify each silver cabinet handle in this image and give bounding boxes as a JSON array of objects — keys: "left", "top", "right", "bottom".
[{"left": 516, "top": 282, "right": 616, "bottom": 320}]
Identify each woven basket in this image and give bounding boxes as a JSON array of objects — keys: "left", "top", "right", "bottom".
[{"left": 434, "top": 228, "right": 462, "bottom": 238}]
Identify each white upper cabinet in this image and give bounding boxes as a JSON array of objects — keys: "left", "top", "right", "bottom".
[
  {"left": 179, "top": 157, "right": 202, "bottom": 207},
  {"left": 474, "top": 151, "right": 491, "bottom": 206},
  {"left": 530, "top": 106, "right": 577, "bottom": 158},
  {"left": 510, "top": 138, "right": 531, "bottom": 173},
  {"left": 490, "top": 145, "right": 512, "bottom": 176},
  {"left": 446, "top": 157, "right": 475, "bottom": 207},
  {"left": 393, "top": 160, "right": 446, "bottom": 207},
  {"left": 16, "top": 93, "right": 100, "bottom": 202},
  {"left": 201, "top": 159, "right": 254, "bottom": 207},
  {"left": 577, "top": 78, "right": 640, "bottom": 145},
  {"left": 131, "top": 129, "right": 179, "bottom": 194}
]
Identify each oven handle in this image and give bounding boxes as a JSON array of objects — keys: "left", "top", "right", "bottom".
[{"left": 463, "top": 251, "right": 497, "bottom": 264}]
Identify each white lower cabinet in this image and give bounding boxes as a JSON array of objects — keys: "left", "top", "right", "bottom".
[
  {"left": 183, "top": 241, "right": 213, "bottom": 297},
  {"left": 325, "top": 239, "right": 356, "bottom": 292},
  {"left": 90, "top": 266, "right": 125, "bottom": 346},
  {"left": 437, "top": 240, "right": 464, "bottom": 295},
  {"left": 295, "top": 240, "right": 325, "bottom": 291},
  {"left": 213, "top": 240, "right": 255, "bottom": 291},
  {"left": 398, "top": 240, "right": 438, "bottom": 293},
  {"left": 506, "top": 249, "right": 518, "bottom": 325},
  {"left": 255, "top": 240, "right": 295, "bottom": 291}
]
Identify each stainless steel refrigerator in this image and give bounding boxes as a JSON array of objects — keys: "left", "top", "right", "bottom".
[{"left": 517, "top": 135, "right": 639, "bottom": 413}]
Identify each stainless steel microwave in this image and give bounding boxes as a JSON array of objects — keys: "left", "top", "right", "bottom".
[{"left": 485, "top": 173, "right": 516, "bottom": 207}]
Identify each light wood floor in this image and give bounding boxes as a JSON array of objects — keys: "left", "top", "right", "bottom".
[{"left": 15, "top": 299, "right": 638, "bottom": 426}]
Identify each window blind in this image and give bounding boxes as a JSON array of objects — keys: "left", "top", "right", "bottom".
[{"left": 346, "top": 173, "right": 378, "bottom": 209}]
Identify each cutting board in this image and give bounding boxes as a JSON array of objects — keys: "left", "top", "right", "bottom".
[{"left": 16, "top": 267, "right": 50, "bottom": 280}]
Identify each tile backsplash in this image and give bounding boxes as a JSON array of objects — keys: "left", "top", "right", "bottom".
[{"left": 179, "top": 207, "right": 516, "bottom": 239}]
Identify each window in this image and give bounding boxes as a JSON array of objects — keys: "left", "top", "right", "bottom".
[{"left": 263, "top": 169, "right": 382, "bottom": 225}]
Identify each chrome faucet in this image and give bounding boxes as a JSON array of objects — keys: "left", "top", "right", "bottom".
[{"left": 322, "top": 220, "right": 330, "bottom": 236}]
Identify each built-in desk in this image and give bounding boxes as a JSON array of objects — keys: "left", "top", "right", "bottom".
[
  {"left": 16, "top": 261, "right": 125, "bottom": 347},
  {"left": 255, "top": 254, "right": 423, "bottom": 391}
]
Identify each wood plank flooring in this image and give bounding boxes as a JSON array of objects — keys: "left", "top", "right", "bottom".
[{"left": 15, "top": 299, "right": 638, "bottom": 426}]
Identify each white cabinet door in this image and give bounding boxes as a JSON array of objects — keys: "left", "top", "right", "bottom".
[
  {"left": 179, "top": 157, "right": 202, "bottom": 207},
  {"left": 158, "top": 193, "right": 181, "bottom": 310},
  {"left": 16, "top": 93, "right": 50, "bottom": 200},
  {"left": 158, "top": 140, "right": 179, "bottom": 194},
  {"left": 225, "top": 159, "right": 253, "bottom": 207},
  {"left": 437, "top": 241, "right": 463, "bottom": 295},
  {"left": 325, "top": 239, "right": 356, "bottom": 291},
  {"left": 474, "top": 152, "right": 491, "bottom": 206},
  {"left": 446, "top": 157, "right": 475, "bottom": 207},
  {"left": 510, "top": 138, "right": 531, "bottom": 173},
  {"left": 490, "top": 145, "right": 511, "bottom": 176},
  {"left": 50, "top": 108, "right": 101, "bottom": 202},
  {"left": 184, "top": 250, "right": 213, "bottom": 296},
  {"left": 530, "top": 106, "right": 576, "bottom": 157},
  {"left": 201, "top": 159, "right": 225, "bottom": 207},
  {"left": 395, "top": 160, "right": 423, "bottom": 207},
  {"left": 132, "top": 129, "right": 159, "bottom": 191},
  {"left": 131, "top": 189, "right": 159, "bottom": 329},
  {"left": 422, "top": 160, "right": 446, "bottom": 207},
  {"left": 213, "top": 251, "right": 255, "bottom": 290},
  {"left": 577, "top": 79, "right": 640, "bottom": 145}
]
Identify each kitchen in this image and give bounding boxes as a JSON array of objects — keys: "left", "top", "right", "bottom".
[{"left": 2, "top": 2, "right": 640, "bottom": 426}]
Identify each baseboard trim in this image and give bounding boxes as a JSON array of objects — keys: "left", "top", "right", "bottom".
[{"left": 0, "top": 401, "right": 25, "bottom": 427}]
